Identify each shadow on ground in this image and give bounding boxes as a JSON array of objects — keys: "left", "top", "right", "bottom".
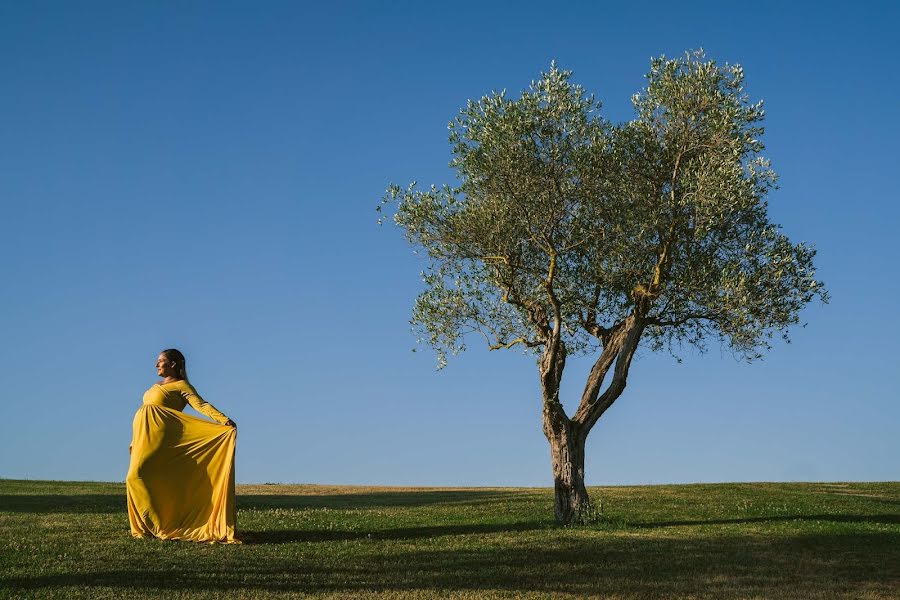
[
  {"left": 634, "top": 513, "right": 900, "bottom": 528},
  {"left": 237, "top": 490, "right": 532, "bottom": 510},
  {"left": 0, "top": 489, "right": 533, "bottom": 514},
  {"left": 0, "top": 494, "right": 124, "bottom": 514},
  {"left": 240, "top": 520, "right": 548, "bottom": 544},
  {"left": 3, "top": 532, "right": 899, "bottom": 598},
  {"left": 3, "top": 487, "right": 899, "bottom": 597}
]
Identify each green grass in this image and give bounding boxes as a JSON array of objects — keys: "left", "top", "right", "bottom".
[{"left": 1, "top": 480, "right": 898, "bottom": 599}]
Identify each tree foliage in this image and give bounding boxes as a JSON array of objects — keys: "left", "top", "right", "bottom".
[{"left": 382, "top": 51, "right": 826, "bottom": 374}]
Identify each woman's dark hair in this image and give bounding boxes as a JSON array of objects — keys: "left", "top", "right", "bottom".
[{"left": 161, "top": 348, "right": 188, "bottom": 381}]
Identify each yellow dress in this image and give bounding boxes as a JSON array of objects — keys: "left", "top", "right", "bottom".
[{"left": 126, "top": 380, "right": 238, "bottom": 543}]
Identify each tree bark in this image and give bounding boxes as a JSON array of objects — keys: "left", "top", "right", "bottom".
[
  {"left": 543, "top": 411, "right": 589, "bottom": 524},
  {"left": 538, "top": 339, "right": 591, "bottom": 524}
]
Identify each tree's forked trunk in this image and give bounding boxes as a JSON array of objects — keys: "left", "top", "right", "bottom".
[
  {"left": 540, "top": 315, "right": 644, "bottom": 524},
  {"left": 544, "top": 411, "right": 590, "bottom": 524}
]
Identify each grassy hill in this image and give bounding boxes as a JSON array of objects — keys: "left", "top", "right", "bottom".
[{"left": 1, "top": 480, "right": 898, "bottom": 598}]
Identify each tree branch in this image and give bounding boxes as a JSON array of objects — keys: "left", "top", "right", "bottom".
[
  {"left": 647, "top": 313, "right": 720, "bottom": 327},
  {"left": 572, "top": 318, "right": 628, "bottom": 422},
  {"left": 543, "top": 240, "right": 564, "bottom": 365},
  {"left": 497, "top": 280, "right": 552, "bottom": 342},
  {"left": 489, "top": 336, "right": 543, "bottom": 351},
  {"left": 580, "top": 284, "right": 612, "bottom": 339},
  {"left": 573, "top": 314, "right": 645, "bottom": 431}
]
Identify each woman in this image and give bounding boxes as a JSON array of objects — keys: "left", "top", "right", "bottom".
[{"left": 126, "top": 349, "right": 239, "bottom": 543}]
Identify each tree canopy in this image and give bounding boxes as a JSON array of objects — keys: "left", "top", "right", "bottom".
[{"left": 384, "top": 51, "right": 825, "bottom": 370}]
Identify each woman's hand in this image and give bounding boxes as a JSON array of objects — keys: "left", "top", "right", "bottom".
[{"left": 225, "top": 419, "right": 237, "bottom": 428}]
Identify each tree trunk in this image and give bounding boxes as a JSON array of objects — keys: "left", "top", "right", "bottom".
[
  {"left": 538, "top": 335, "right": 592, "bottom": 524},
  {"left": 538, "top": 315, "right": 645, "bottom": 524},
  {"left": 543, "top": 408, "right": 590, "bottom": 524}
]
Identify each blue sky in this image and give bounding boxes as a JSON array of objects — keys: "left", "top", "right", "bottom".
[{"left": 1, "top": 1, "right": 897, "bottom": 486}]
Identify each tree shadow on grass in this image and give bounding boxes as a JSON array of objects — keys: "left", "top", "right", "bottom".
[
  {"left": 237, "top": 489, "right": 541, "bottom": 510},
  {"left": 0, "top": 494, "right": 124, "bottom": 514},
  {"left": 240, "top": 520, "right": 548, "bottom": 544},
  {"left": 631, "top": 513, "right": 900, "bottom": 529},
  {"left": 0, "top": 489, "right": 534, "bottom": 514},
  {"left": 3, "top": 532, "right": 899, "bottom": 598}
]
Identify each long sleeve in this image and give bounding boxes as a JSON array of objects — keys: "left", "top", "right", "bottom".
[{"left": 179, "top": 383, "right": 229, "bottom": 424}]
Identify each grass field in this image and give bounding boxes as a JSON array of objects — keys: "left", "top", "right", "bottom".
[{"left": 0, "top": 480, "right": 898, "bottom": 599}]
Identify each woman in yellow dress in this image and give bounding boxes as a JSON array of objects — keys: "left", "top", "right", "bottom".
[{"left": 126, "top": 349, "right": 238, "bottom": 543}]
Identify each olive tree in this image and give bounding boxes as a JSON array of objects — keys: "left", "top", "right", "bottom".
[{"left": 380, "top": 51, "right": 827, "bottom": 524}]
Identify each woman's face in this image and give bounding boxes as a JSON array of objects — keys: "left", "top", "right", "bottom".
[{"left": 156, "top": 354, "right": 176, "bottom": 378}]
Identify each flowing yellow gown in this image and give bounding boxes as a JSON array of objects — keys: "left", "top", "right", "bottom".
[{"left": 126, "top": 380, "right": 238, "bottom": 543}]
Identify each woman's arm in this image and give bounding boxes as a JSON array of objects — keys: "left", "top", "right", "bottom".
[{"left": 180, "top": 384, "right": 231, "bottom": 425}]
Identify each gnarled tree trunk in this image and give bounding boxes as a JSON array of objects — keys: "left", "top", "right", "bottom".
[
  {"left": 543, "top": 410, "right": 589, "bottom": 523},
  {"left": 540, "top": 314, "right": 646, "bottom": 524},
  {"left": 539, "top": 334, "right": 592, "bottom": 523}
]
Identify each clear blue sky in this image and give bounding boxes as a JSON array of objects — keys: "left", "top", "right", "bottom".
[{"left": 1, "top": 1, "right": 897, "bottom": 486}]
